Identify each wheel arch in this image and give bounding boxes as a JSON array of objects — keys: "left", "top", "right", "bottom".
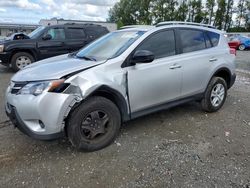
[
  {"left": 88, "top": 85, "right": 130, "bottom": 122},
  {"left": 210, "top": 67, "right": 232, "bottom": 89},
  {"left": 10, "top": 48, "right": 38, "bottom": 61}
]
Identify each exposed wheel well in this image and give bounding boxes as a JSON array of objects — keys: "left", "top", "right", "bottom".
[
  {"left": 89, "top": 86, "right": 130, "bottom": 122},
  {"left": 213, "top": 69, "right": 231, "bottom": 89}
]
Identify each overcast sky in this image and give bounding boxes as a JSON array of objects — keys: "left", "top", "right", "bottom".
[
  {"left": 0, "top": 0, "right": 119, "bottom": 24},
  {"left": 0, "top": 0, "right": 241, "bottom": 24}
]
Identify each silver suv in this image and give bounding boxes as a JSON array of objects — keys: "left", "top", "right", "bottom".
[{"left": 5, "top": 22, "right": 236, "bottom": 151}]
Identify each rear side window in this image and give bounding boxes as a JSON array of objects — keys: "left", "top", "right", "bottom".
[
  {"left": 46, "top": 28, "right": 65, "bottom": 40},
  {"left": 179, "top": 29, "right": 206, "bottom": 53},
  {"left": 67, "top": 28, "right": 86, "bottom": 39},
  {"left": 136, "top": 30, "right": 176, "bottom": 59},
  {"left": 204, "top": 33, "right": 213, "bottom": 48},
  {"left": 85, "top": 27, "right": 108, "bottom": 39},
  {"left": 85, "top": 27, "right": 98, "bottom": 38},
  {"left": 206, "top": 31, "right": 220, "bottom": 46}
]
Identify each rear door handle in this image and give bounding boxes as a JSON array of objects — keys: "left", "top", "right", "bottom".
[
  {"left": 170, "top": 64, "right": 182, "bottom": 69},
  {"left": 209, "top": 58, "right": 218, "bottom": 62}
]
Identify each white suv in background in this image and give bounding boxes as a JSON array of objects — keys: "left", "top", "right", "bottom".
[{"left": 5, "top": 22, "right": 236, "bottom": 151}]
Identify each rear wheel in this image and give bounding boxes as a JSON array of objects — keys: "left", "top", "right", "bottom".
[
  {"left": 67, "top": 96, "right": 121, "bottom": 152},
  {"left": 201, "top": 77, "right": 227, "bottom": 112},
  {"left": 238, "top": 44, "right": 246, "bottom": 51},
  {"left": 11, "top": 52, "right": 34, "bottom": 72}
]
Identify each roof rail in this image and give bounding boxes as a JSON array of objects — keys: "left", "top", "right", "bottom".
[
  {"left": 119, "top": 25, "right": 154, "bottom": 30},
  {"left": 156, "top": 21, "right": 216, "bottom": 29}
]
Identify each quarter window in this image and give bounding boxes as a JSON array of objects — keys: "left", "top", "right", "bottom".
[
  {"left": 136, "top": 30, "right": 176, "bottom": 59},
  {"left": 46, "top": 28, "right": 65, "bottom": 40},
  {"left": 67, "top": 28, "right": 86, "bottom": 39},
  {"left": 180, "top": 29, "right": 206, "bottom": 53},
  {"left": 206, "top": 31, "right": 220, "bottom": 46}
]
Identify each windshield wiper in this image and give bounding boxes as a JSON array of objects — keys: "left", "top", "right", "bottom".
[{"left": 76, "top": 55, "right": 97, "bottom": 61}]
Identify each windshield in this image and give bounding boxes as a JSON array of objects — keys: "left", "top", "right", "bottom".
[
  {"left": 76, "top": 30, "right": 145, "bottom": 61},
  {"left": 28, "top": 26, "right": 45, "bottom": 39}
]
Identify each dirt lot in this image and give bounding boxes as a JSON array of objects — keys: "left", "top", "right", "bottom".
[{"left": 0, "top": 51, "right": 250, "bottom": 188}]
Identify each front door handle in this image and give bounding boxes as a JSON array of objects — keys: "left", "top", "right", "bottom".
[
  {"left": 209, "top": 58, "right": 218, "bottom": 62},
  {"left": 170, "top": 64, "right": 182, "bottom": 69}
]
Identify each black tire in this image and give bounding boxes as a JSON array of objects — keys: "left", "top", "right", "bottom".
[
  {"left": 201, "top": 77, "right": 227, "bottom": 112},
  {"left": 11, "top": 52, "right": 35, "bottom": 72},
  {"left": 67, "top": 96, "right": 121, "bottom": 152}
]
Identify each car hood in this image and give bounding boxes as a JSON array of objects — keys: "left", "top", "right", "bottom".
[{"left": 11, "top": 54, "right": 106, "bottom": 82}]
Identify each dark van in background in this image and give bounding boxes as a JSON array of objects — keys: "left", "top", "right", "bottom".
[{"left": 0, "top": 23, "right": 109, "bottom": 71}]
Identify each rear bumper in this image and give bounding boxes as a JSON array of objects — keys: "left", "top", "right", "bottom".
[
  {"left": 229, "top": 73, "right": 236, "bottom": 89},
  {"left": 0, "top": 51, "right": 11, "bottom": 66}
]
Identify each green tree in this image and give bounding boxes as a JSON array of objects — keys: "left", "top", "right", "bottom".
[
  {"left": 206, "top": 0, "right": 216, "bottom": 24},
  {"left": 245, "top": 1, "right": 250, "bottom": 30},
  {"left": 152, "top": 0, "right": 178, "bottom": 23},
  {"left": 187, "top": 0, "right": 204, "bottom": 23},
  {"left": 214, "top": 0, "right": 227, "bottom": 29},
  {"left": 107, "top": 0, "right": 153, "bottom": 26},
  {"left": 136, "top": 0, "right": 153, "bottom": 24},
  {"left": 237, "top": 0, "right": 247, "bottom": 27},
  {"left": 176, "top": 0, "right": 188, "bottom": 21},
  {"left": 224, "top": 0, "right": 234, "bottom": 30},
  {"left": 194, "top": 0, "right": 204, "bottom": 23}
]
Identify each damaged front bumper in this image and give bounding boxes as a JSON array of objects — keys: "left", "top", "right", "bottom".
[{"left": 5, "top": 85, "right": 81, "bottom": 140}]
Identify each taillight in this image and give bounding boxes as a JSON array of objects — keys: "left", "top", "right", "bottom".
[{"left": 230, "top": 48, "right": 236, "bottom": 56}]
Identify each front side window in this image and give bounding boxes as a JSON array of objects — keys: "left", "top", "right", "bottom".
[
  {"left": 67, "top": 28, "right": 86, "bottom": 39},
  {"left": 46, "top": 28, "right": 65, "bottom": 40},
  {"left": 136, "top": 30, "right": 176, "bottom": 59},
  {"left": 76, "top": 30, "right": 145, "bottom": 61},
  {"left": 180, "top": 29, "right": 206, "bottom": 53},
  {"left": 28, "top": 26, "right": 45, "bottom": 39}
]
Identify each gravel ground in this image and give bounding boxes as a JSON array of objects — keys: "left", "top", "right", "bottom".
[{"left": 0, "top": 51, "right": 250, "bottom": 188}]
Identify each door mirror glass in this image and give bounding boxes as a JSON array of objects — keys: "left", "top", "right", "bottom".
[
  {"left": 42, "top": 34, "right": 52, "bottom": 40},
  {"left": 132, "top": 50, "right": 154, "bottom": 64}
]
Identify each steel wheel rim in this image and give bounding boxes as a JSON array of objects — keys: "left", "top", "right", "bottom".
[
  {"left": 210, "top": 83, "right": 225, "bottom": 107},
  {"left": 80, "top": 110, "right": 110, "bottom": 140},
  {"left": 16, "top": 56, "right": 31, "bottom": 69}
]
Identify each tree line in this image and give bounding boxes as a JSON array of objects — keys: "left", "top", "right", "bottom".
[{"left": 107, "top": 0, "right": 250, "bottom": 32}]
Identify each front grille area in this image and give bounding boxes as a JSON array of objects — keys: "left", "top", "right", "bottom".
[{"left": 11, "top": 82, "right": 27, "bottom": 94}]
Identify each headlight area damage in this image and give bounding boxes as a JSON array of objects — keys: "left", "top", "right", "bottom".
[
  {"left": 6, "top": 79, "right": 84, "bottom": 140},
  {"left": 17, "top": 79, "right": 68, "bottom": 96}
]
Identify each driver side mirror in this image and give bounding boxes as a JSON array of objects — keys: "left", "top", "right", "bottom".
[
  {"left": 42, "top": 34, "right": 52, "bottom": 40},
  {"left": 131, "top": 50, "right": 154, "bottom": 64}
]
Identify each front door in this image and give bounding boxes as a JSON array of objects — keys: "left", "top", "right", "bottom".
[
  {"left": 37, "top": 27, "right": 68, "bottom": 59},
  {"left": 127, "top": 29, "right": 182, "bottom": 113}
]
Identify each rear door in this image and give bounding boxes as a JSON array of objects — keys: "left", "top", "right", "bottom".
[
  {"left": 65, "top": 27, "right": 88, "bottom": 52},
  {"left": 176, "top": 28, "right": 220, "bottom": 97},
  {"left": 127, "top": 29, "right": 182, "bottom": 113},
  {"left": 37, "top": 27, "right": 68, "bottom": 59}
]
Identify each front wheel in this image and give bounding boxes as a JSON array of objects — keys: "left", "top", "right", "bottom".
[
  {"left": 201, "top": 77, "right": 227, "bottom": 112},
  {"left": 67, "top": 96, "right": 121, "bottom": 152},
  {"left": 11, "top": 52, "right": 35, "bottom": 72}
]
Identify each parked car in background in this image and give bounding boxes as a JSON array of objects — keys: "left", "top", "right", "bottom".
[
  {"left": 5, "top": 22, "right": 236, "bottom": 151},
  {"left": 228, "top": 35, "right": 250, "bottom": 51},
  {"left": 0, "top": 23, "right": 109, "bottom": 71}
]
